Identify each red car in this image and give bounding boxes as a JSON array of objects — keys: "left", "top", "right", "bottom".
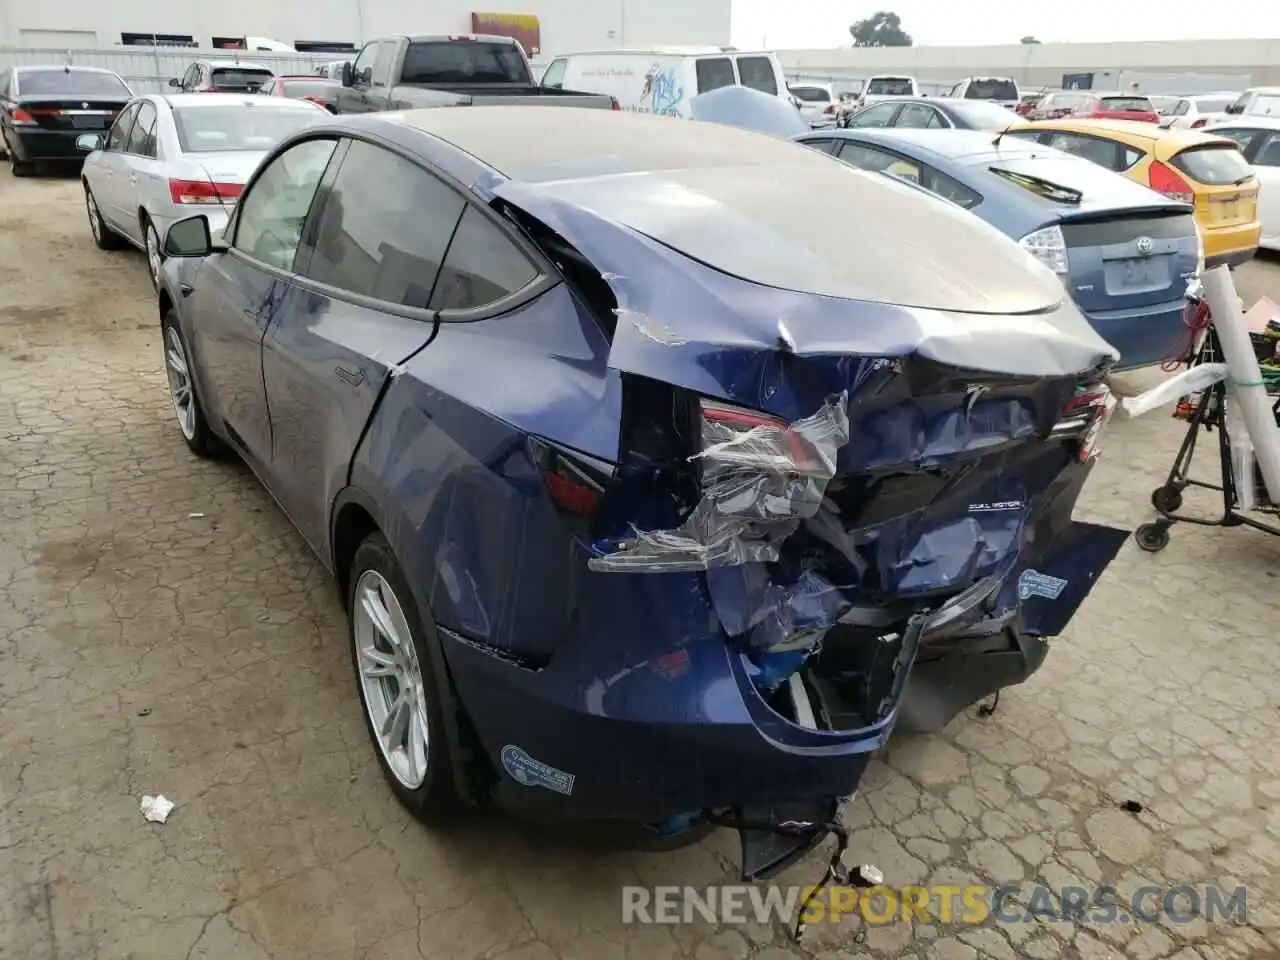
[
  {"left": 1070, "top": 92, "right": 1160, "bottom": 123},
  {"left": 259, "top": 76, "right": 341, "bottom": 113}
]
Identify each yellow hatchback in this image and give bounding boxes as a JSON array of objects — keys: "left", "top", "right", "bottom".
[{"left": 1013, "top": 119, "right": 1262, "bottom": 268}]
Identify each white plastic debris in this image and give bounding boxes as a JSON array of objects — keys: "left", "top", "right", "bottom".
[
  {"left": 188, "top": 512, "right": 205, "bottom": 519},
  {"left": 140, "top": 794, "right": 175, "bottom": 823},
  {"left": 1120, "top": 363, "right": 1228, "bottom": 419}
]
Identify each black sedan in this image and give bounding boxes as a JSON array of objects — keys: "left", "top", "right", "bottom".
[
  {"left": 1, "top": 66, "right": 133, "bottom": 176},
  {"left": 841, "top": 96, "right": 1027, "bottom": 132}
]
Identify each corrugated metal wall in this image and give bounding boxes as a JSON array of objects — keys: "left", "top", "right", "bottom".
[{"left": 0, "top": 46, "right": 338, "bottom": 93}]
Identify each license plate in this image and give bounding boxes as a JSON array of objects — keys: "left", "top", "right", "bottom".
[
  {"left": 70, "top": 115, "right": 107, "bottom": 129},
  {"left": 1212, "top": 194, "right": 1243, "bottom": 222},
  {"left": 1105, "top": 257, "right": 1165, "bottom": 293}
]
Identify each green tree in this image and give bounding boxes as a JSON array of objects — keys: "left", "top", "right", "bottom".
[{"left": 849, "top": 11, "right": 913, "bottom": 47}]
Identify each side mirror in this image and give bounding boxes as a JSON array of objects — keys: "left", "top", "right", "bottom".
[
  {"left": 168, "top": 77, "right": 182, "bottom": 88},
  {"left": 341, "top": 61, "right": 354, "bottom": 87},
  {"left": 164, "top": 215, "right": 219, "bottom": 257},
  {"left": 75, "top": 133, "right": 103, "bottom": 152}
]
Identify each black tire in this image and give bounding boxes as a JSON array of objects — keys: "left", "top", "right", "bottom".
[
  {"left": 142, "top": 214, "right": 163, "bottom": 291},
  {"left": 9, "top": 149, "right": 33, "bottom": 178},
  {"left": 348, "top": 532, "right": 461, "bottom": 823},
  {"left": 1134, "top": 523, "right": 1170, "bottom": 553},
  {"left": 84, "top": 183, "right": 127, "bottom": 250},
  {"left": 1151, "top": 485, "right": 1183, "bottom": 514},
  {"left": 160, "top": 310, "right": 221, "bottom": 457}
]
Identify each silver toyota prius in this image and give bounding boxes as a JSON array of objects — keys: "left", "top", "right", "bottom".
[{"left": 78, "top": 92, "right": 329, "bottom": 288}]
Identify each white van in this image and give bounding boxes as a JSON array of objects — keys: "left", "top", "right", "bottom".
[{"left": 539, "top": 47, "right": 790, "bottom": 119}]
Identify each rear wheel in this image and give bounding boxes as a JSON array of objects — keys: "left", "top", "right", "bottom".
[
  {"left": 161, "top": 311, "right": 220, "bottom": 457},
  {"left": 143, "top": 215, "right": 163, "bottom": 290},
  {"left": 8, "top": 149, "right": 33, "bottom": 178},
  {"left": 84, "top": 184, "right": 126, "bottom": 250}
]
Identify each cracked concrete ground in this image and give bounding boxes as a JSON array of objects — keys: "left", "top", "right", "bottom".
[{"left": 1, "top": 170, "right": 1279, "bottom": 960}]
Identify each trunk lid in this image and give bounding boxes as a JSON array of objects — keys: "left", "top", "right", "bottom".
[
  {"left": 17, "top": 95, "right": 127, "bottom": 132},
  {"left": 180, "top": 151, "right": 270, "bottom": 185}
]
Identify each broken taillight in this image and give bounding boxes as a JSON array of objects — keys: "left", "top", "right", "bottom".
[
  {"left": 698, "top": 401, "right": 827, "bottom": 475},
  {"left": 1050, "top": 385, "right": 1116, "bottom": 462}
]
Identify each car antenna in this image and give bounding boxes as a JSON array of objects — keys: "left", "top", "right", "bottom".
[{"left": 992, "top": 124, "right": 1011, "bottom": 148}]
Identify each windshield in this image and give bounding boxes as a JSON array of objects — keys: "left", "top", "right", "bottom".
[
  {"left": 966, "top": 78, "right": 1017, "bottom": 100},
  {"left": 867, "top": 77, "right": 912, "bottom": 95},
  {"left": 1171, "top": 145, "right": 1254, "bottom": 185},
  {"left": 400, "top": 40, "right": 530, "bottom": 84},
  {"left": 174, "top": 104, "right": 324, "bottom": 153},
  {"left": 1194, "top": 97, "right": 1234, "bottom": 113},
  {"left": 17, "top": 69, "right": 130, "bottom": 97},
  {"left": 1099, "top": 96, "right": 1154, "bottom": 112},
  {"left": 210, "top": 68, "right": 273, "bottom": 91},
  {"left": 949, "top": 100, "right": 1024, "bottom": 129},
  {"left": 790, "top": 85, "right": 831, "bottom": 103}
]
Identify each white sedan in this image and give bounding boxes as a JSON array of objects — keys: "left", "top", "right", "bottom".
[
  {"left": 1163, "top": 93, "right": 1239, "bottom": 130},
  {"left": 1207, "top": 116, "right": 1280, "bottom": 252},
  {"left": 77, "top": 92, "right": 328, "bottom": 288}
]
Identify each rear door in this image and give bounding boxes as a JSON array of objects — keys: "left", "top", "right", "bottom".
[
  {"left": 115, "top": 99, "right": 158, "bottom": 244},
  {"left": 95, "top": 101, "right": 140, "bottom": 228}
]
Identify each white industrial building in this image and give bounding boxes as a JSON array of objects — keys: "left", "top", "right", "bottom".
[{"left": 0, "top": 0, "right": 732, "bottom": 57}]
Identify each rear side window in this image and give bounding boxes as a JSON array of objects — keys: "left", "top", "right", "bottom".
[
  {"left": 736, "top": 56, "right": 778, "bottom": 96},
  {"left": 125, "top": 100, "right": 157, "bottom": 157},
  {"left": 430, "top": 206, "right": 538, "bottom": 311},
  {"left": 304, "top": 140, "right": 465, "bottom": 308},
  {"left": 695, "top": 58, "right": 735, "bottom": 94},
  {"left": 896, "top": 103, "right": 943, "bottom": 128},
  {"left": 1099, "top": 96, "right": 1152, "bottom": 112},
  {"left": 1044, "top": 133, "right": 1121, "bottom": 170},
  {"left": 210, "top": 68, "right": 273, "bottom": 91},
  {"left": 1251, "top": 95, "right": 1280, "bottom": 117},
  {"left": 1211, "top": 128, "right": 1257, "bottom": 149},
  {"left": 1255, "top": 133, "right": 1280, "bottom": 167},
  {"left": 800, "top": 138, "right": 840, "bottom": 154},
  {"left": 922, "top": 168, "right": 981, "bottom": 208},
  {"left": 1171, "top": 145, "right": 1254, "bottom": 185}
]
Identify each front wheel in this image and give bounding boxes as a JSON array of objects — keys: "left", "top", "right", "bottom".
[
  {"left": 143, "top": 217, "right": 163, "bottom": 290},
  {"left": 349, "top": 532, "right": 461, "bottom": 823}
]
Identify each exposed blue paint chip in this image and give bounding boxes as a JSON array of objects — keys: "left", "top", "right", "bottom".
[
  {"left": 1018, "top": 569, "right": 1068, "bottom": 601},
  {"left": 500, "top": 745, "right": 575, "bottom": 795}
]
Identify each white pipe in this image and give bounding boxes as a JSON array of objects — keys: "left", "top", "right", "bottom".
[{"left": 1200, "top": 265, "right": 1280, "bottom": 504}]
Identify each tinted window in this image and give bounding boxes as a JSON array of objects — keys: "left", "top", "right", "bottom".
[
  {"left": 541, "top": 59, "right": 567, "bottom": 89},
  {"left": 401, "top": 40, "right": 529, "bottom": 84},
  {"left": 1195, "top": 97, "right": 1233, "bottom": 113},
  {"left": 1171, "top": 145, "right": 1253, "bottom": 184},
  {"left": 696, "top": 58, "right": 735, "bottom": 94},
  {"left": 1172, "top": 99, "right": 1189, "bottom": 116},
  {"left": 430, "top": 206, "right": 537, "bottom": 311},
  {"left": 948, "top": 100, "right": 1022, "bottom": 130},
  {"left": 305, "top": 140, "right": 464, "bottom": 307},
  {"left": 1099, "top": 96, "right": 1153, "bottom": 112},
  {"left": 1255, "top": 133, "right": 1280, "bottom": 166},
  {"left": 125, "top": 100, "right": 157, "bottom": 157},
  {"left": 866, "top": 78, "right": 913, "bottom": 95},
  {"left": 1211, "top": 127, "right": 1256, "bottom": 149},
  {"left": 17, "top": 69, "right": 130, "bottom": 97},
  {"left": 234, "top": 138, "right": 337, "bottom": 271},
  {"left": 847, "top": 102, "right": 898, "bottom": 127},
  {"left": 965, "top": 78, "right": 1017, "bottom": 100},
  {"left": 922, "top": 168, "right": 981, "bottom": 208},
  {"left": 736, "top": 57, "right": 778, "bottom": 96},
  {"left": 105, "top": 102, "right": 138, "bottom": 151},
  {"left": 174, "top": 104, "right": 324, "bottom": 153},
  {"left": 209, "top": 68, "right": 273, "bottom": 91},
  {"left": 1122, "top": 146, "right": 1144, "bottom": 170},
  {"left": 896, "top": 103, "right": 942, "bottom": 128},
  {"left": 790, "top": 85, "right": 830, "bottom": 103},
  {"left": 836, "top": 142, "right": 921, "bottom": 184},
  {"left": 800, "top": 138, "right": 840, "bottom": 154},
  {"left": 1045, "top": 133, "right": 1119, "bottom": 169}
]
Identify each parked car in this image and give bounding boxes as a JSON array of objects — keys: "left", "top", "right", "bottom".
[
  {"left": 1065, "top": 92, "right": 1160, "bottom": 123},
  {"left": 77, "top": 93, "right": 328, "bottom": 288},
  {"left": 1031, "top": 91, "right": 1091, "bottom": 121},
  {"left": 340, "top": 34, "right": 615, "bottom": 113},
  {"left": 1225, "top": 87, "right": 1280, "bottom": 119},
  {"left": 1163, "top": 93, "right": 1238, "bottom": 130},
  {"left": 317, "top": 60, "right": 351, "bottom": 81},
  {"left": 260, "top": 75, "right": 341, "bottom": 113},
  {"left": 153, "top": 105, "right": 1124, "bottom": 872},
  {"left": 1015, "top": 90, "right": 1049, "bottom": 117},
  {"left": 538, "top": 46, "right": 790, "bottom": 118},
  {"left": 943, "top": 76, "right": 1020, "bottom": 110},
  {"left": 788, "top": 82, "right": 836, "bottom": 127},
  {"left": 842, "top": 96, "right": 1025, "bottom": 132},
  {"left": 1147, "top": 95, "right": 1180, "bottom": 118},
  {"left": 858, "top": 74, "right": 919, "bottom": 106},
  {"left": 799, "top": 127, "right": 1201, "bottom": 369},
  {"left": 170, "top": 60, "right": 275, "bottom": 94},
  {"left": 1014, "top": 119, "right": 1261, "bottom": 268},
  {"left": 0, "top": 65, "right": 132, "bottom": 176},
  {"left": 1207, "top": 116, "right": 1280, "bottom": 252}
]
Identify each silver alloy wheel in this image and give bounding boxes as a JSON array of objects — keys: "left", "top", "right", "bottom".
[
  {"left": 86, "top": 190, "right": 101, "bottom": 243},
  {"left": 164, "top": 326, "right": 196, "bottom": 440},
  {"left": 353, "top": 569, "right": 430, "bottom": 789},
  {"left": 145, "top": 222, "right": 161, "bottom": 286}
]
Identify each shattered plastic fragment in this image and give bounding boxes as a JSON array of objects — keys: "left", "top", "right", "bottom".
[
  {"left": 140, "top": 794, "right": 175, "bottom": 823},
  {"left": 589, "top": 393, "right": 851, "bottom": 572}
]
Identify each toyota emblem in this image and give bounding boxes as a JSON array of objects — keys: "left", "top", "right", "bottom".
[{"left": 1135, "top": 236, "right": 1154, "bottom": 256}]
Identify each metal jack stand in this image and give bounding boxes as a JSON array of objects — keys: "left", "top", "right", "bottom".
[{"left": 1135, "top": 326, "right": 1280, "bottom": 553}]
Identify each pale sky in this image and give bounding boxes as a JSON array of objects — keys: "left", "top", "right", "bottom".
[{"left": 730, "top": 0, "right": 1280, "bottom": 48}]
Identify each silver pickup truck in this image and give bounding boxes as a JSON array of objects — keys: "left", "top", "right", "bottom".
[{"left": 333, "top": 34, "right": 616, "bottom": 113}]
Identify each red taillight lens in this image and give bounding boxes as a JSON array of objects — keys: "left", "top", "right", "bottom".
[
  {"left": 532, "top": 439, "right": 606, "bottom": 524},
  {"left": 1148, "top": 160, "right": 1195, "bottom": 204},
  {"left": 1191, "top": 118, "right": 1207, "bottom": 128},
  {"left": 168, "top": 178, "right": 243, "bottom": 205},
  {"left": 303, "top": 95, "right": 327, "bottom": 107},
  {"left": 609, "top": 96, "right": 621, "bottom": 111},
  {"left": 11, "top": 107, "right": 38, "bottom": 126},
  {"left": 1052, "top": 386, "right": 1116, "bottom": 462},
  {"left": 824, "top": 103, "right": 835, "bottom": 115},
  {"left": 699, "top": 401, "right": 822, "bottom": 474}
]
